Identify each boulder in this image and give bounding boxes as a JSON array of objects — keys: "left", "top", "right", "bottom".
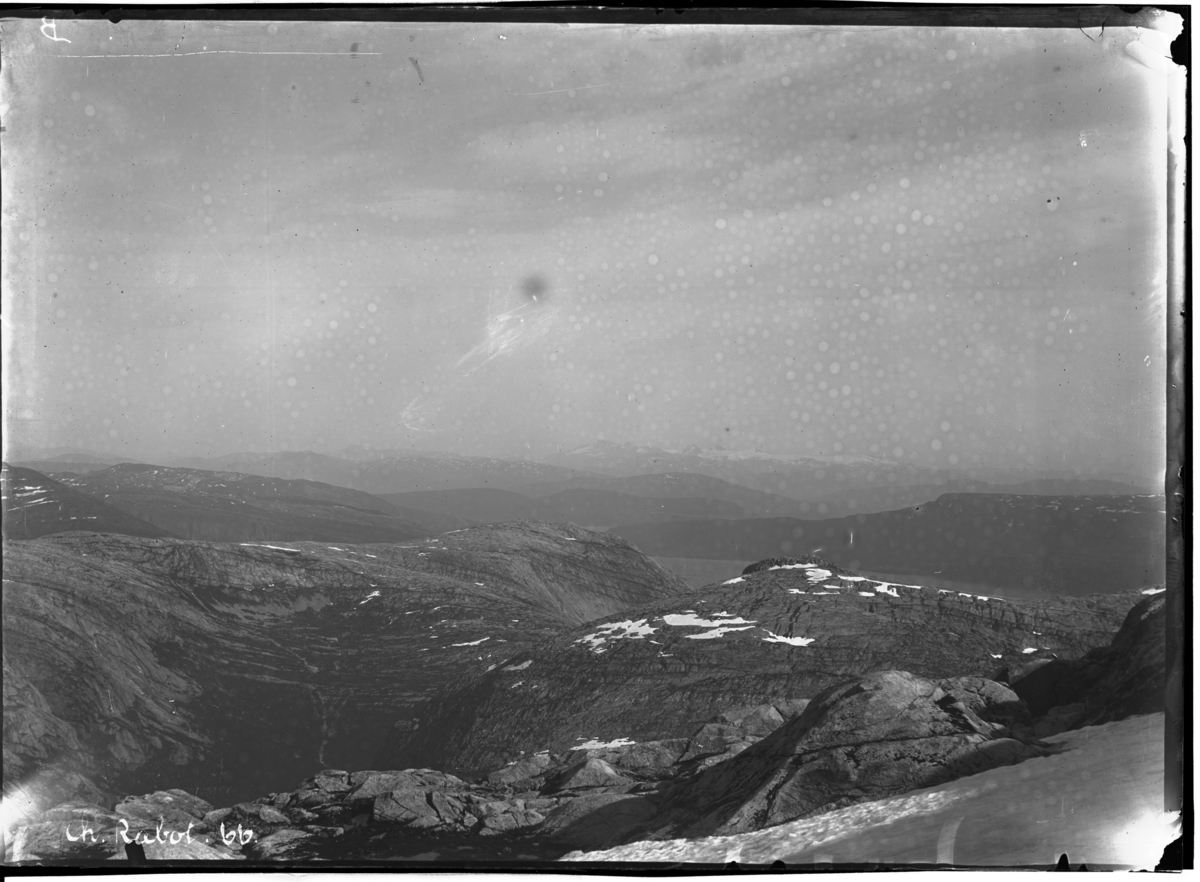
[
  {"left": 540, "top": 793, "right": 657, "bottom": 850},
  {"left": 546, "top": 758, "right": 633, "bottom": 792},
  {"left": 372, "top": 790, "right": 443, "bottom": 829},
  {"left": 565, "top": 739, "right": 690, "bottom": 778},
  {"left": 5, "top": 804, "right": 124, "bottom": 862},
  {"left": 721, "top": 703, "right": 785, "bottom": 736},
  {"left": 142, "top": 836, "right": 241, "bottom": 860},
  {"left": 246, "top": 828, "right": 316, "bottom": 860},
  {"left": 486, "top": 754, "right": 554, "bottom": 786},
  {"left": 348, "top": 769, "right": 463, "bottom": 803},
  {"left": 1070, "top": 594, "right": 1165, "bottom": 727},
  {"left": 634, "top": 670, "right": 1049, "bottom": 841},
  {"left": 113, "top": 789, "right": 214, "bottom": 841},
  {"left": 1001, "top": 593, "right": 1164, "bottom": 730}
]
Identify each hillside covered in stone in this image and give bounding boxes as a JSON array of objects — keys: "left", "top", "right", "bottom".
[
  {"left": 611, "top": 492, "right": 1165, "bottom": 597},
  {"left": 51, "top": 463, "right": 466, "bottom": 542},
  {"left": 1, "top": 465, "right": 174, "bottom": 540},
  {"left": 3, "top": 523, "right": 687, "bottom": 817},
  {"left": 5, "top": 587, "right": 1164, "bottom": 865},
  {"left": 389, "top": 557, "right": 1147, "bottom": 775}
]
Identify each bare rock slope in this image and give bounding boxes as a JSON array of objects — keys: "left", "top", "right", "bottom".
[
  {"left": 1, "top": 465, "right": 174, "bottom": 540},
  {"left": 2, "top": 523, "right": 686, "bottom": 817},
  {"left": 390, "top": 557, "right": 1145, "bottom": 775}
]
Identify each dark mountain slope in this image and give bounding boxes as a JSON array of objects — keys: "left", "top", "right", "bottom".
[
  {"left": 2, "top": 523, "right": 687, "bottom": 814},
  {"left": 381, "top": 488, "right": 542, "bottom": 525},
  {"left": 389, "top": 557, "right": 1143, "bottom": 775},
  {"left": 1, "top": 465, "right": 175, "bottom": 540},
  {"left": 55, "top": 463, "right": 465, "bottom": 542},
  {"left": 611, "top": 492, "right": 1165, "bottom": 597},
  {"left": 383, "top": 486, "right": 747, "bottom": 531},
  {"left": 520, "top": 472, "right": 812, "bottom": 518}
]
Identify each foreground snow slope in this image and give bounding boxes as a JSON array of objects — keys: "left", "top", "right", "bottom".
[{"left": 565, "top": 712, "right": 1172, "bottom": 869}]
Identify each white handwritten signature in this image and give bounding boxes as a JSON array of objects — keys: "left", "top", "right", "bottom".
[{"left": 65, "top": 818, "right": 255, "bottom": 847}]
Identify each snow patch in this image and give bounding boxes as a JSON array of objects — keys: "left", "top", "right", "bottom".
[
  {"left": 503, "top": 660, "right": 532, "bottom": 671},
  {"left": 239, "top": 543, "right": 300, "bottom": 554},
  {"left": 760, "top": 629, "right": 816, "bottom": 647},
  {"left": 1142, "top": 587, "right": 1166, "bottom": 595},
  {"left": 663, "top": 612, "right": 756, "bottom": 628},
  {"left": 451, "top": 637, "right": 490, "bottom": 647},
  {"left": 576, "top": 619, "right": 658, "bottom": 653},
  {"left": 805, "top": 568, "right": 833, "bottom": 581},
  {"left": 575, "top": 737, "right": 636, "bottom": 750},
  {"left": 1022, "top": 648, "right": 1038, "bottom": 654},
  {"left": 685, "top": 625, "right": 756, "bottom": 640},
  {"left": 722, "top": 577, "right": 745, "bottom": 585},
  {"left": 358, "top": 590, "right": 381, "bottom": 605}
]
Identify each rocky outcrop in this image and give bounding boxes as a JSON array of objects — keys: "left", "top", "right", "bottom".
[
  {"left": 563, "top": 713, "right": 1170, "bottom": 868},
  {"left": 391, "top": 557, "right": 1144, "bottom": 774},
  {"left": 3, "top": 692, "right": 816, "bottom": 862},
  {"left": 997, "top": 590, "right": 1165, "bottom": 736},
  {"left": 627, "top": 670, "right": 1044, "bottom": 841},
  {"left": 2, "top": 465, "right": 174, "bottom": 540},
  {"left": 2, "top": 524, "right": 686, "bottom": 819},
  {"left": 3, "top": 789, "right": 243, "bottom": 862},
  {"left": 611, "top": 491, "right": 1165, "bottom": 597}
]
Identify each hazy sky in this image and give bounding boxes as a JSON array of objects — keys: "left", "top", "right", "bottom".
[{"left": 2, "top": 19, "right": 1169, "bottom": 477}]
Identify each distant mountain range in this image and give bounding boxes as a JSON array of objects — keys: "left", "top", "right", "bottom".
[
  {"left": 544, "top": 440, "right": 1156, "bottom": 498},
  {"left": 165, "top": 450, "right": 596, "bottom": 495},
  {"left": 7, "top": 440, "right": 1157, "bottom": 526},
  {"left": 7, "top": 457, "right": 1164, "bottom": 602},
  {"left": 51, "top": 463, "right": 461, "bottom": 543}
]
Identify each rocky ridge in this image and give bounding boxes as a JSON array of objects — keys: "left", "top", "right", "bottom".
[
  {"left": 2, "top": 523, "right": 686, "bottom": 821},
  {"left": 389, "top": 556, "right": 1146, "bottom": 774},
  {"left": 5, "top": 574, "right": 1164, "bottom": 864},
  {"left": 1, "top": 465, "right": 173, "bottom": 540}
]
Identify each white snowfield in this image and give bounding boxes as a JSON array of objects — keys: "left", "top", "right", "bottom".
[
  {"left": 577, "top": 611, "right": 819, "bottom": 649},
  {"left": 575, "top": 737, "right": 637, "bottom": 750},
  {"left": 451, "top": 637, "right": 490, "bottom": 647},
  {"left": 722, "top": 577, "right": 746, "bottom": 585},
  {"left": 358, "top": 590, "right": 381, "bottom": 605},
  {"left": 685, "top": 625, "right": 757, "bottom": 640},
  {"left": 238, "top": 543, "right": 300, "bottom": 553},
  {"left": 503, "top": 659, "right": 532, "bottom": 671},
  {"left": 760, "top": 630, "right": 816, "bottom": 647},
  {"left": 663, "top": 612, "right": 756, "bottom": 628},
  {"left": 565, "top": 714, "right": 1172, "bottom": 870},
  {"left": 1142, "top": 587, "right": 1166, "bottom": 595},
  {"left": 575, "top": 619, "right": 659, "bottom": 653}
]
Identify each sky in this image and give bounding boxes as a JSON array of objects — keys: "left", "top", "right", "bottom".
[{"left": 1, "top": 18, "right": 1171, "bottom": 479}]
